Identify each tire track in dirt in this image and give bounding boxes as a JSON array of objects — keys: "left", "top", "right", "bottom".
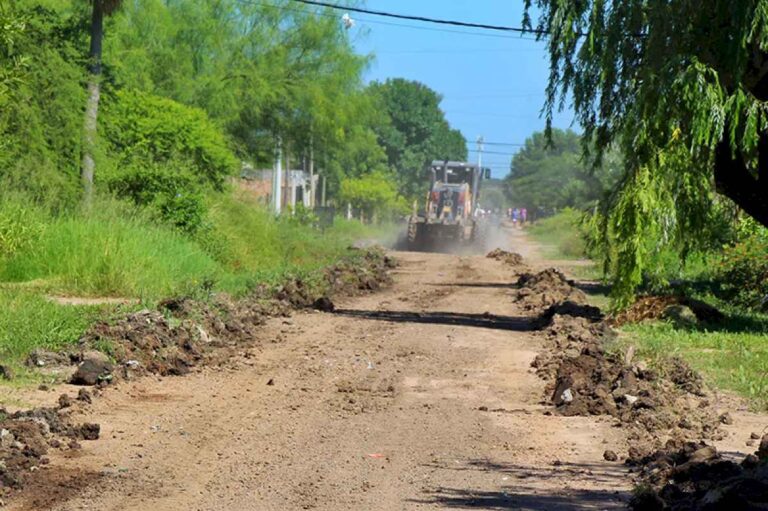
[{"left": 8, "top": 233, "right": 631, "bottom": 510}]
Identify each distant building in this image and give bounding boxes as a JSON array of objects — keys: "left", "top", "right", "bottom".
[{"left": 239, "top": 163, "right": 316, "bottom": 209}]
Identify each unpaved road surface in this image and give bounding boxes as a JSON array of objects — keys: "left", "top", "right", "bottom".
[{"left": 11, "top": 231, "right": 633, "bottom": 510}]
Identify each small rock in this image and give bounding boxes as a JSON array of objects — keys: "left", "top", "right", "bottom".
[
  {"left": 746, "top": 440, "right": 756, "bottom": 447},
  {"left": 58, "top": 394, "right": 73, "bottom": 408},
  {"left": 560, "top": 388, "right": 574, "bottom": 404},
  {"left": 77, "top": 389, "right": 92, "bottom": 403},
  {"left": 688, "top": 445, "right": 718, "bottom": 464},
  {"left": 750, "top": 432, "right": 760, "bottom": 440},
  {"left": 68, "top": 440, "right": 81, "bottom": 450},
  {"left": 71, "top": 352, "right": 113, "bottom": 386},
  {"left": 623, "top": 394, "right": 639, "bottom": 405},
  {"left": 603, "top": 450, "right": 619, "bottom": 462},
  {"left": 742, "top": 454, "right": 760, "bottom": 469},
  {"left": 757, "top": 434, "right": 768, "bottom": 460},
  {"left": 266, "top": 378, "right": 275, "bottom": 386},
  {"left": 78, "top": 423, "right": 100, "bottom": 441},
  {"left": 196, "top": 326, "right": 211, "bottom": 343},
  {"left": 718, "top": 412, "right": 733, "bottom": 425},
  {"left": 0, "top": 429, "right": 15, "bottom": 448},
  {"left": 478, "top": 406, "right": 489, "bottom": 412},
  {"left": 0, "top": 365, "right": 13, "bottom": 380},
  {"left": 662, "top": 304, "right": 699, "bottom": 327},
  {"left": 313, "top": 296, "right": 335, "bottom": 312},
  {"left": 38, "top": 384, "right": 50, "bottom": 391}
]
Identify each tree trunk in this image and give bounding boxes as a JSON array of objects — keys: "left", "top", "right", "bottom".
[
  {"left": 714, "top": 136, "right": 768, "bottom": 228},
  {"left": 82, "top": 1, "right": 105, "bottom": 204}
]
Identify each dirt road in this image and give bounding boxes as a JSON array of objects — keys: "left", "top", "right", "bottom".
[{"left": 10, "top": 230, "right": 632, "bottom": 510}]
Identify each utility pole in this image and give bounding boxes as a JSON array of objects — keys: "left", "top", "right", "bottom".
[
  {"left": 308, "top": 135, "right": 315, "bottom": 208},
  {"left": 476, "top": 135, "right": 484, "bottom": 171},
  {"left": 273, "top": 137, "right": 282, "bottom": 215}
]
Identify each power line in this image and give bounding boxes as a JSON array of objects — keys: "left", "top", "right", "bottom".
[
  {"left": 468, "top": 149, "right": 517, "bottom": 156},
  {"left": 242, "top": 0, "right": 542, "bottom": 40},
  {"left": 483, "top": 141, "right": 526, "bottom": 147},
  {"left": 288, "top": 0, "right": 549, "bottom": 36},
  {"left": 375, "top": 47, "right": 542, "bottom": 55}
]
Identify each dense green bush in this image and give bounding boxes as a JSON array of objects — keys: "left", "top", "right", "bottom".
[
  {"left": 104, "top": 161, "right": 207, "bottom": 233},
  {"left": 719, "top": 235, "right": 768, "bottom": 310},
  {"left": 102, "top": 89, "right": 238, "bottom": 189},
  {"left": 0, "top": 4, "right": 87, "bottom": 209}
]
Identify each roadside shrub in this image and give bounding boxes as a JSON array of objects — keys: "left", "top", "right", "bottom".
[
  {"left": 719, "top": 235, "right": 768, "bottom": 310},
  {"left": 104, "top": 161, "right": 207, "bottom": 233}
]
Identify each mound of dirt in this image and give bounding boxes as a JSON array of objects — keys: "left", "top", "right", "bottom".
[
  {"left": 0, "top": 399, "right": 100, "bottom": 495},
  {"left": 629, "top": 436, "right": 768, "bottom": 510},
  {"left": 527, "top": 271, "right": 722, "bottom": 454},
  {"left": 611, "top": 295, "right": 725, "bottom": 326},
  {"left": 74, "top": 249, "right": 395, "bottom": 381},
  {"left": 486, "top": 249, "right": 524, "bottom": 266},
  {"left": 515, "top": 268, "right": 588, "bottom": 310}
]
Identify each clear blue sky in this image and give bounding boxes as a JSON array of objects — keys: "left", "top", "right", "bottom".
[{"left": 347, "top": 0, "right": 575, "bottom": 178}]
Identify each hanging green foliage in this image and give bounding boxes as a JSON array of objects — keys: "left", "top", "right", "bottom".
[{"left": 526, "top": 0, "right": 768, "bottom": 306}]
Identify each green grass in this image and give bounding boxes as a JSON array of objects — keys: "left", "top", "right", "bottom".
[
  {"left": 0, "top": 289, "right": 130, "bottom": 378},
  {"left": 617, "top": 317, "right": 768, "bottom": 410},
  {"left": 1, "top": 203, "right": 221, "bottom": 299},
  {"left": 528, "top": 208, "right": 588, "bottom": 260}
]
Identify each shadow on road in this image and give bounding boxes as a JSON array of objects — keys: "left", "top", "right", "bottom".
[
  {"left": 334, "top": 309, "right": 533, "bottom": 331},
  {"left": 427, "top": 282, "right": 520, "bottom": 290},
  {"left": 409, "top": 458, "right": 629, "bottom": 510}
]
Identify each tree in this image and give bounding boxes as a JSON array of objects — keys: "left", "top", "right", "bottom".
[
  {"left": 82, "top": 0, "right": 122, "bottom": 202},
  {"left": 367, "top": 78, "right": 467, "bottom": 199},
  {"left": 525, "top": 0, "right": 768, "bottom": 304},
  {"left": 338, "top": 171, "right": 402, "bottom": 222},
  {"left": 503, "top": 129, "right": 620, "bottom": 215}
]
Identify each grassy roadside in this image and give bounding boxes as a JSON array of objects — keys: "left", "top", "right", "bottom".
[
  {"left": 615, "top": 320, "right": 768, "bottom": 409},
  {"left": 527, "top": 209, "right": 768, "bottom": 410},
  {"left": 0, "top": 192, "right": 395, "bottom": 377}
]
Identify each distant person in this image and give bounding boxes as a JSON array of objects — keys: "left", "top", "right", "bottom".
[
  {"left": 512, "top": 208, "right": 520, "bottom": 227},
  {"left": 521, "top": 207, "right": 528, "bottom": 226}
]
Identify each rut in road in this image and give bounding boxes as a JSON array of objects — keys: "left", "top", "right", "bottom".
[{"left": 11, "top": 238, "right": 631, "bottom": 510}]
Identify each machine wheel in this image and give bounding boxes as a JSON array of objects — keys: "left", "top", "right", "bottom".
[{"left": 407, "top": 219, "right": 422, "bottom": 250}]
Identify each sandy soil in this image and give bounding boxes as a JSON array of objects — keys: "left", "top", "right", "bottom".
[{"left": 4, "top": 228, "right": 763, "bottom": 510}]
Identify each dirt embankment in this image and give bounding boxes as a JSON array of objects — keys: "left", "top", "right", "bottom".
[
  {"left": 0, "top": 248, "right": 394, "bottom": 500},
  {"left": 506, "top": 258, "right": 767, "bottom": 510}
]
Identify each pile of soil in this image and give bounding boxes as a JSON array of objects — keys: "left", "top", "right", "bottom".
[
  {"left": 26, "top": 249, "right": 396, "bottom": 382},
  {"left": 525, "top": 269, "right": 721, "bottom": 456},
  {"left": 629, "top": 436, "right": 768, "bottom": 510},
  {"left": 611, "top": 295, "right": 725, "bottom": 326},
  {"left": 0, "top": 392, "right": 97, "bottom": 496},
  {"left": 514, "top": 268, "right": 588, "bottom": 310},
  {"left": 486, "top": 249, "right": 525, "bottom": 266}
]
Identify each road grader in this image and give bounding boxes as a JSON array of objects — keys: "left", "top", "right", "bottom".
[{"left": 406, "top": 160, "right": 490, "bottom": 251}]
